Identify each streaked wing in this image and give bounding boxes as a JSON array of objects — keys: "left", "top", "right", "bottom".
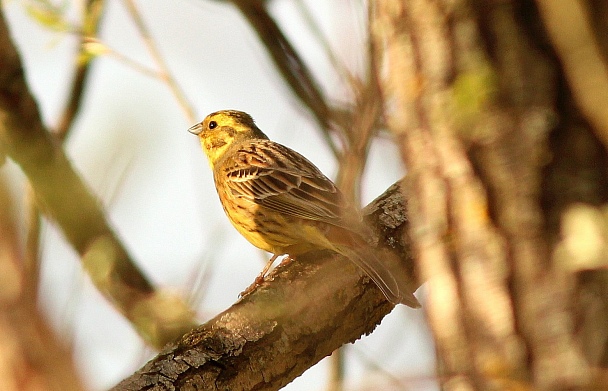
[{"left": 220, "top": 140, "right": 344, "bottom": 225}]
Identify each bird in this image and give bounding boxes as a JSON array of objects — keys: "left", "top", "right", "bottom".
[{"left": 189, "top": 110, "right": 419, "bottom": 307}]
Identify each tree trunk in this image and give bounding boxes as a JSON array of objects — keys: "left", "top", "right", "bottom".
[{"left": 371, "top": 0, "right": 608, "bottom": 390}]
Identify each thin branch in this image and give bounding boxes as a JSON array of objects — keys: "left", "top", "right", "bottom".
[
  {"left": 56, "top": 0, "right": 106, "bottom": 140},
  {"left": 123, "top": 0, "right": 196, "bottom": 123},
  {"left": 83, "top": 37, "right": 162, "bottom": 79},
  {"left": 328, "top": 348, "right": 346, "bottom": 391},
  {"left": 0, "top": 173, "right": 85, "bottom": 391},
  {"left": 350, "top": 346, "right": 425, "bottom": 390},
  {"left": 23, "top": 0, "right": 106, "bottom": 311},
  {"left": 536, "top": 0, "right": 608, "bottom": 150},
  {"left": 230, "top": 0, "right": 339, "bottom": 157},
  {"left": 23, "top": 186, "right": 41, "bottom": 300},
  {"left": 0, "top": 10, "right": 197, "bottom": 349},
  {"left": 293, "top": 0, "right": 355, "bottom": 94}
]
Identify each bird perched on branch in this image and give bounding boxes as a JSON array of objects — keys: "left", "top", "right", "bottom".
[{"left": 189, "top": 110, "right": 419, "bottom": 307}]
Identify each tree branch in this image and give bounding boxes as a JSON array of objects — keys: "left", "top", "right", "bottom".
[
  {"left": 0, "top": 172, "right": 85, "bottom": 391},
  {"left": 535, "top": 0, "right": 608, "bottom": 149},
  {"left": 23, "top": 0, "right": 107, "bottom": 315},
  {"left": 123, "top": 0, "right": 196, "bottom": 122},
  {"left": 0, "top": 9, "right": 196, "bottom": 349},
  {"left": 230, "top": 0, "right": 338, "bottom": 156},
  {"left": 112, "top": 182, "right": 420, "bottom": 391}
]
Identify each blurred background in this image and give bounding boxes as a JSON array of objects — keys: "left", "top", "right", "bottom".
[{"left": 2, "top": 1, "right": 435, "bottom": 390}]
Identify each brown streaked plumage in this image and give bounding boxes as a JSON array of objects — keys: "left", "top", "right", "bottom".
[{"left": 189, "top": 110, "right": 419, "bottom": 307}]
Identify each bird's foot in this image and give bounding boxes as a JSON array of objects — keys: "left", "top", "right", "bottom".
[
  {"left": 239, "top": 276, "right": 265, "bottom": 298},
  {"left": 238, "top": 254, "right": 279, "bottom": 299},
  {"left": 277, "top": 254, "right": 295, "bottom": 267}
]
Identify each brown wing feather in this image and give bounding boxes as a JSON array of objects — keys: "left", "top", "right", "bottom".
[{"left": 220, "top": 140, "right": 346, "bottom": 225}]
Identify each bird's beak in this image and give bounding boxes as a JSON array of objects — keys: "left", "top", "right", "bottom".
[{"left": 188, "top": 123, "right": 203, "bottom": 135}]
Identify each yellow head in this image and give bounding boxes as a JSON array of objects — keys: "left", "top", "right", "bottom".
[{"left": 189, "top": 110, "right": 268, "bottom": 168}]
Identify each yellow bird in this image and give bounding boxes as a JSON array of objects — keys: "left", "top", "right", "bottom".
[{"left": 189, "top": 110, "right": 419, "bottom": 307}]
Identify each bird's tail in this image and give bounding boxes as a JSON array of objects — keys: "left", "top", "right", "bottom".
[{"left": 335, "top": 244, "right": 420, "bottom": 308}]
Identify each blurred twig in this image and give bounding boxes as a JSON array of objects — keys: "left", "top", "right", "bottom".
[
  {"left": 328, "top": 348, "right": 345, "bottom": 391},
  {"left": 0, "top": 173, "right": 85, "bottom": 391},
  {"left": 350, "top": 345, "right": 421, "bottom": 390},
  {"left": 122, "top": 0, "right": 196, "bottom": 123},
  {"left": 293, "top": 0, "right": 354, "bottom": 93},
  {"left": 50, "top": 0, "right": 198, "bottom": 124},
  {"left": 56, "top": 0, "right": 106, "bottom": 140},
  {"left": 83, "top": 37, "right": 160, "bottom": 78},
  {"left": 328, "top": 16, "right": 383, "bottom": 388},
  {"left": 0, "top": 9, "right": 197, "bottom": 349},
  {"left": 23, "top": 188, "right": 42, "bottom": 300},
  {"left": 334, "top": 78, "right": 382, "bottom": 205},
  {"left": 23, "top": 0, "right": 106, "bottom": 311},
  {"left": 0, "top": 173, "right": 21, "bottom": 290},
  {"left": 230, "top": 0, "right": 338, "bottom": 157},
  {"left": 535, "top": 0, "right": 608, "bottom": 150}
]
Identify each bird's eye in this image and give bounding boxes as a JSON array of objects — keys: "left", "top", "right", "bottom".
[{"left": 209, "top": 121, "right": 218, "bottom": 129}]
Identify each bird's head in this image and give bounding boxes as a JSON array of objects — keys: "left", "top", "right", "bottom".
[{"left": 189, "top": 110, "right": 268, "bottom": 168}]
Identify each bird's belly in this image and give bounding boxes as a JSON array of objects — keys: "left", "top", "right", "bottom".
[{"left": 219, "top": 194, "right": 299, "bottom": 254}]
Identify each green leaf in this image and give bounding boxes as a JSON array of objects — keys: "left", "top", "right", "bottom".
[{"left": 25, "top": 3, "right": 69, "bottom": 32}]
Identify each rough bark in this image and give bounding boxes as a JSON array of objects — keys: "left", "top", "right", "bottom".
[
  {"left": 112, "top": 182, "right": 419, "bottom": 391},
  {"left": 371, "top": 0, "right": 608, "bottom": 390}
]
